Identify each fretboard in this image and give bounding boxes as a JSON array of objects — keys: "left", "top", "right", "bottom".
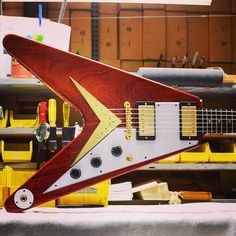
[{"left": 198, "top": 109, "right": 236, "bottom": 134}]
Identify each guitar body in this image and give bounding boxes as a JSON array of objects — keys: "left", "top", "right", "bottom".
[{"left": 3, "top": 35, "right": 203, "bottom": 212}]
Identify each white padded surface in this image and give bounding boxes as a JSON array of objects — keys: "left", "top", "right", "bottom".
[{"left": 0, "top": 203, "right": 236, "bottom": 236}]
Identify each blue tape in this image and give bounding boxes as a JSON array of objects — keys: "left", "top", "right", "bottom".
[{"left": 38, "top": 4, "right": 42, "bottom": 27}]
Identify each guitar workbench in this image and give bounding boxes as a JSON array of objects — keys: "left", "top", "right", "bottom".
[{"left": 0, "top": 203, "right": 236, "bottom": 236}]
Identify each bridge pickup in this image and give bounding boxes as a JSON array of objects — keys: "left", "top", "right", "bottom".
[
  {"left": 136, "top": 102, "right": 156, "bottom": 140},
  {"left": 180, "top": 102, "right": 198, "bottom": 140}
]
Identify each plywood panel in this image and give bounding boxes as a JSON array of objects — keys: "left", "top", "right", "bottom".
[
  {"left": 143, "top": 4, "right": 164, "bottom": 9},
  {"left": 188, "top": 14, "right": 209, "bottom": 61},
  {"left": 232, "top": 17, "right": 236, "bottom": 62},
  {"left": 2, "top": 8, "right": 23, "bottom": 16},
  {"left": 48, "top": 3, "right": 62, "bottom": 10},
  {"left": 143, "top": 10, "right": 166, "bottom": 60},
  {"left": 210, "top": 0, "right": 231, "bottom": 13},
  {"left": 187, "top": 5, "right": 209, "bottom": 12},
  {"left": 210, "top": 62, "right": 232, "bottom": 74},
  {"left": 119, "top": 11, "right": 143, "bottom": 60},
  {"left": 121, "top": 60, "right": 143, "bottom": 72},
  {"left": 120, "top": 3, "right": 142, "bottom": 9},
  {"left": 232, "top": 0, "right": 236, "bottom": 13},
  {"left": 3, "top": 3, "right": 23, "bottom": 9},
  {"left": 48, "top": 9, "right": 70, "bottom": 25},
  {"left": 144, "top": 60, "right": 166, "bottom": 67},
  {"left": 166, "top": 12, "right": 187, "bottom": 60},
  {"left": 99, "top": 3, "right": 118, "bottom": 14},
  {"left": 166, "top": 5, "right": 186, "bottom": 11},
  {"left": 232, "top": 64, "right": 236, "bottom": 74},
  {"left": 99, "top": 59, "right": 121, "bottom": 68},
  {"left": 68, "top": 3, "right": 91, "bottom": 9},
  {"left": 210, "top": 17, "right": 232, "bottom": 62},
  {"left": 99, "top": 14, "right": 118, "bottom": 59},
  {"left": 70, "top": 11, "right": 92, "bottom": 58}
]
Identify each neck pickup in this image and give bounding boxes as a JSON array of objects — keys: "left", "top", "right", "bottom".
[
  {"left": 180, "top": 102, "right": 198, "bottom": 140},
  {"left": 136, "top": 102, "right": 156, "bottom": 140}
]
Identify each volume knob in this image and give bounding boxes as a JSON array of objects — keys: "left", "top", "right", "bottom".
[
  {"left": 111, "top": 146, "right": 123, "bottom": 157},
  {"left": 91, "top": 157, "right": 102, "bottom": 168},
  {"left": 70, "top": 168, "right": 81, "bottom": 179}
]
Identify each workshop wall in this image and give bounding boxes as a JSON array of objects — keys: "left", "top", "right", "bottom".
[{"left": 2, "top": 0, "right": 236, "bottom": 74}]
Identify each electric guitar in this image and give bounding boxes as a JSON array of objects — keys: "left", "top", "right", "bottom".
[{"left": 3, "top": 34, "right": 234, "bottom": 212}]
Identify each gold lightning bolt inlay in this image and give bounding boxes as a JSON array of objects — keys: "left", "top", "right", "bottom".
[{"left": 70, "top": 77, "right": 122, "bottom": 165}]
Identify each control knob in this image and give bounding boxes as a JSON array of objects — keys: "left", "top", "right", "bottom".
[{"left": 111, "top": 146, "right": 123, "bottom": 157}]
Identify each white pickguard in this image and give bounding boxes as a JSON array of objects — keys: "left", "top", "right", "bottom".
[{"left": 45, "top": 102, "right": 199, "bottom": 193}]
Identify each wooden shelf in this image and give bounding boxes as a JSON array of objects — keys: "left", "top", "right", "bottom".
[
  {"left": 0, "top": 127, "right": 62, "bottom": 137},
  {"left": 0, "top": 78, "right": 54, "bottom": 96},
  {"left": 139, "top": 163, "right": 236, "bottom": 171}
]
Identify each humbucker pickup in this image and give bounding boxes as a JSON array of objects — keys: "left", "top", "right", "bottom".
[
  {"left": 180, "top": 102, "right": 198, "bottom": 140},
  {"left": 136, "top": 102, "right": 156, "bottom": 140}
]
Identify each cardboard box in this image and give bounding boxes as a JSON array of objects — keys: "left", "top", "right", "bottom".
[
  {"left": 99, "top": 3, "right": 119, "bottom": 14},
  {"left": 143, "top": 10, "right": 166, "bottom": 60},
  {"left": 166, "top": 12, "right": 187, "bottom": 61},
  {"left": 121, "top": 60, "right": 143, "bottom": 72},
  {"left": 143, "top": 4, "right": 164, "bottom": 10},
  {"left": 210, "top": 17, "right": 231, "bottom": 62},
  {"left": 119, "top": 3, "right": 142, "bottom": 9},
  {"left": 48, "top": 9, "right": 70, "bottom": 25},
  {"left": 210, "top": 0, "right": 231, "bottom": 13},
  {"left": 70, "top": 11, "right": 92, "bottom": 58},
  {"left": 99, "top": 14, "right": 118, "bottom": 59},
  {"left": 99, "top": 59, "right": 121, "bottom": 68},
  {"left": 188, "top": 14, "right": 209, "bottom": 61},
  {"left": 119, "top": 11, "right": 143, "bottom": 60}
]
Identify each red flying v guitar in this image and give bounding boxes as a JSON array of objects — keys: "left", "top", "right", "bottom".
[{"left": 3, "top": 34, "right": 234, "bottom": 212}]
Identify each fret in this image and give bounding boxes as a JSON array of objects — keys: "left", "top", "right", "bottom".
[
  {"left": 220, "top": 109, "right": 223, "bottom": 134},
  {"left": 211, "top": 109, "right": 217, "bottom": 133},
  {"left": 231, "top": 109, "right": 234, "bottom": 133},
  {"left": 222, "top": 110, "right": 227, "bottom": 133},
  {"left": 226, "top": 109, "right": 233, "bottom": 133},
  {"left": 210, "top": 109, "right": 213, "bottom": 133},
  {"left": 202, "top": 109, "right": 204, "bottom": 134},
  {"left": 206, "top": 109, "right": 208, "bottom": 133},
  {"left": 226, "top": 109, "right": 228, "bottom": 133},
  {"left": 199, "top": 109, "right": 236, "bottom": 135}
]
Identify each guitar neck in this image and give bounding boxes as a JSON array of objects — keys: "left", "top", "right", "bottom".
[{"left": 198, "top": 109, "right": 236, "bottom": 135}]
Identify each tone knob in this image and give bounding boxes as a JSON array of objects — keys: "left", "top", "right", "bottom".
[
  {"left": 91, "top": 157, "right": 102, "bottom": 168},
  {"left": 111, "top": 146, "right": 123, "bottom": 157},
  {"left": 70, "top": 168, "right": 81, "bottom": 179}
]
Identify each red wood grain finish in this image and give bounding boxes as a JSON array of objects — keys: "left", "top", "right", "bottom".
[{"left": 3, "top": 35, "right": 202, "bottom": 212}]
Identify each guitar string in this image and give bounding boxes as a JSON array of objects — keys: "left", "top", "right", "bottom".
[
  {"left": 89, "top": 128, "right": 235, "bottom": 134},
  {"left": 108, "top": 108, "right": 236, "bottom": 112}
]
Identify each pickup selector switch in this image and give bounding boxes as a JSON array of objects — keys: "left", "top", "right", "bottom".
[
  {"left": 91, "top": 157, "right": 102, "bottom": 168},
  {"left": 111, "top": 146, "right": 123, "bottom": 157}
]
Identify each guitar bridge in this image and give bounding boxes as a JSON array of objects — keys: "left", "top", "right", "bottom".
[
  {"left": 180, "top": 102, "right": 198, "bottom": 140},
  {"left": 124, "top": 101, "right": 132, "bottom": 140},
  {"left": 136, "top": 102, "right": 156, "bottom": 140}
]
